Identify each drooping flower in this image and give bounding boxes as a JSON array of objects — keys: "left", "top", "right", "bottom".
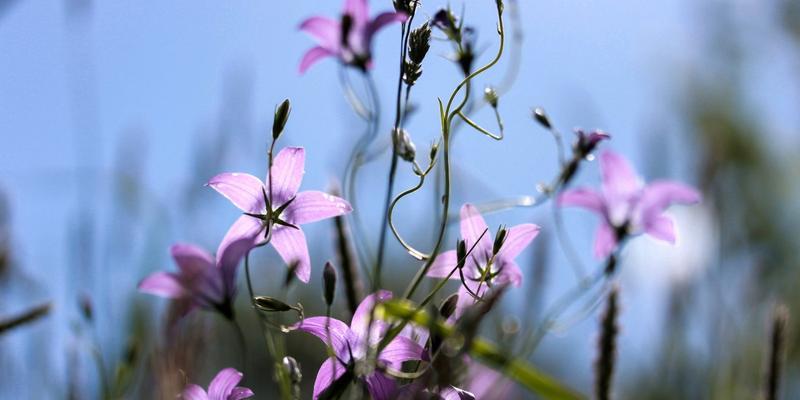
[
  {"left": 208, "top": 147, "right": 352, "bottom": 283},
  {"left": 559, "top": 150, "right": 702, "bottom": 259},
  {"left": 298, "top": 0, "right": 408, "bottom": 73},
  {"left": 292, "top": 290, "right": 426, "bottom": 400},
  {"left": 181, "top": 368, "right": 254, "bottom": 400},
  {"left": 138, "top": 238, "right": 252, "bottom": 319},
  {"left": 426, "top": 204, "right": 540, "bottom": 318}
]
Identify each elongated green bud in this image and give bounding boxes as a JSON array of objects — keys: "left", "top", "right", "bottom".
[
  {"left": 492, "top": 226, "right": 507, "bottom": 255},
  {"left": 440, "top": 293, "right": 459, "bottom": 319},
  {"left": 323, "top": 261, "right": 337, "bottom": 307},
  {"left": 532, "top": 107, "right": 551, "bottom": 129},
  {"left": 254, "top": 296, "right": 293, "bottom": 312},
  {"left": 273, "top": 99, "right": 291, "bottom": 139},
  {"left": 456, "top": 239, "right": 467, "bottom": 269}
]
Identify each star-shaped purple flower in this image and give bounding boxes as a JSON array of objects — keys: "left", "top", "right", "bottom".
[
  {"left": 427, "top": 204, "right": 540, "bottom": 318},
  {"left": 559, "top": 150, "right": 702, "bottom": 259},
  {"left": 181, "top": 368, "right": 254, "bottom": 400},
  {"left": 138, "top": 238, "right": 252, "bottom": 319},
  {"left": 298, "top": 0, "right": 408, "bottom": 73},
  {"left": 208, "top": 147, "right": 352, "bottom": 283},
  {"left": 292, "top": 290, "right": 426, "bottom": 400}
]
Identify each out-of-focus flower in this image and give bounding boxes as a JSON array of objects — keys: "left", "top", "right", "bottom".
[
  {"left": 208, "top": 147, "right": 352, "bottom": 283},
  {"left": 298, "top": 0, "right": 408, "bottom": 73},
  {"left": 574, "top": 129, "right": 611, "bottom": 158},
  {"left": 138, "top": 239, "right": 252, "bottom": 319},
  {"left": 426, "top": 204, "right": 540, "bottom": 317},
  {"left": 559, "top": 150, "right": 702, "bottom": 259},
  {"left": 292, "top": 290, "right": 426, "bottom": 400},
  {"left": 464, "top": 360, "right": 517, "bottom": 399},
  {"left": 181, "top": 368, "right": 253, "bottom": 400}
]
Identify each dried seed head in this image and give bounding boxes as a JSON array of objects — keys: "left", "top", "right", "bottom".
[
  {"left": 532, "top": 107, "right": 552, "bottom": 129},
  {"left": 393, "top": 128, "right": 416, "bottom": 162},
  {"left": 254, "top": 296, "right": 293, "bottom": 312},
  {"left": 408, "top": 22, "right": 432, "bottom": 65},
  {"left": 323, "top": 261, "right": 337, "bottom": 307},
  {"left": 273, "top": 99, "right": 291, "bottom": 139}
]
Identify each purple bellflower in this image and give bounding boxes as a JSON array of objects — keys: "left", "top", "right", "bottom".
[
  {"left": 208, "top": 147, "right": 352, "bottom": 283},
  {"left": 427, "top": 204, "right": 540, "bottom": 318},
  {"left": 138, "top": 238, "right": 252, "bottom": 319},
  {"left": 559, "top": 150, "right": 702, "bottom": 259},
  {"left": 292, "top": 290, "right": 426, "bottom": 399},
  {"left": 181, "top": 368, "right": 254, "bottom": 400},
  {"left": 298, "top": 0, "right": 408, "bottom": 73}
]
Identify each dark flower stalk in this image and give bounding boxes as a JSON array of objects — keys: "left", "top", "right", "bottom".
[
  {"left": 0, "top": 302, "right": 51, "bottom": 335},
  {"left": 763, "top": 304, "right": 789, "bottom": 400},
  {"left": 594, "top": 286, "right": 619, "bottom": 400},
  {"left": 331, "top": 199, "right": 364, "bottom": 315}
]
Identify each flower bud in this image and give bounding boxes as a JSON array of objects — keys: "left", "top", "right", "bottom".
[
  {"left": 282, "top": 356, "right": 303, "bottom": 384},
  {"left": 429, "top": 141, "right": 440, "bottom": 161},
  {"left": 532, "top": 107, "right": 552, "bottom": 129},
  {"left": 273, "top": 99, "right": 291, "bottom": 140},
  {"left": 393, "top": 128, "right": 416, "bottom": 162},
  {"left": 254, "top": 296, "right": 293, "bottom": 312},
  {"left": 440, "top": 293, "right": 459, "bottom": 319},
  {"left": 575, "top": 129, "right": 610, "bottom": 158},
  {"left": 79, "top": 293, "right": 93, "bottom": 322},
  {"left": 456, "top": 239, "right": 467, "bottom": 270},
  {"left": 492, "top": 226, "right": 507, "bottom": 255},
  {"left": 483, "top": 86, "right": 499, "bottom": 108},
  {"left": 322, "top": 261, "right": 337, "bottom": 307}
]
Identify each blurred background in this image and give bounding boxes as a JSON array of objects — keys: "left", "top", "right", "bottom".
[{"left": 1, "top": 0, "right": 799, "bottom": 398}]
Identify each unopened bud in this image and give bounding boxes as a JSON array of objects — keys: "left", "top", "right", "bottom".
[
  {"left": 323, "top": 261, "right": 337, "bottom": 307},
  {"left": 456, "top": 239, "right": 467, "bottom": 269},
  {"left": 440, "top": 293, "right": 459, "bottom": 319},
  {"left": 282, "top": 356, "right": 303, "bottom": 384},
  {"left": 429, "top": 141, "right": 440, "bottom": 161},
  {"left": 483, "top": 86, "right": 499, "bottom": 108},
  {"left": 273, "top": 99, "right": 291, "bottom": 139},
  {"left": 492, "top": 226, "right": 507, "bottom": 255},
  {"left": 79, "top": 293, "right": 93, "bottom": 322},
  {"left": 254, "top": 296, "right": 293, "bottom": 312},
  {"left": 532, "top": 107, "right": 551, "bottom": 129},
  {"left": 393, "top": 128, "right": 416, "bottom": 162}
]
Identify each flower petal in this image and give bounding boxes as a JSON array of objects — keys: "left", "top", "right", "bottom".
[
  {"left": 207, "top": 173, "right": 266, "bottom": 214},
  {"left": 365, "top": 372, "right": 397, "bottom": 400},
  {"left": 313, "top": 358, "right": 348, "bottom": 400},
  {"left": 558, "top": 188, "right": 604, "bottom": 213},
  {"left": 181, "top": 384, "right": 209, "bottom": 400},
  {"left": 270, "top": 226, "right": 311, "bottom": 283},
  {"left": 299, "top": 46, "right": 336, "bottom": 74},
  {"left": 138, "top": 272, "right": 185, "bottom": 299},
  {"left": 292, "top": 316, "right": 353, "bottom": 356},
  {"left": 459, "top": 204, "right": 492, "bottom": 260},
  {"left": 285, "top": 190, "right": 352, "bottom": 225},
  {"left": 208, "top": 368, "right": 243, "bottom": 400},
  {"left": 216, "top": 236, "right": 255, "bottom": 299},
  {"left": 639, "top": 180, "right": 701, "bottom": 223},
  {"left": 426, "top": 250, "right": 458, "bottom": 279},
  {"left": 497, "top": 223, "right": 540, "bottom": 260},
  {"left": 343, "top": 0, "right": 369, "bottom": 25},
  {"left": 299, "top": 16, "right": 341, "bottom": 50},
  {"left": 593, "top": 222, "right": 617, "bottom": 259},
  {"left": 600, "top": 150, "right": 643, "bottom": 203},
  {"left": 228, "top": 387, "right": 254, "bottom": 400},
  {"left": 379, "top": 335, "right": 425, "bottom": 368},
  {"left": 439, "top": 386, "right": 477, "bottom": 400},
  {"left": 351, "top": 290, "right": 393, "bottom": 338},
  {"left": 644, "top": 214, "right": 676, "bottom": 244},
  {"left": 367, "top": 12, "right": 408, "bottom": 40},
  {"left": 495, "top": 260, "right": 523, "bottom": 287},
  {"left": 269, "top": 147, "right": 306, "bottom": 206},
  {"left": 171, "top": 243, "right": 215, "bottom": 279}
]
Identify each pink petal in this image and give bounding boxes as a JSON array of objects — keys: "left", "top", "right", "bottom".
[
  {"left": 558, "top": 188, "right": 604, "bottom": 213},
  {"left": 495, "top": 260, "right": 523, "bottom": 287},
  {"left": 299, "top": 46, "right": 335, "bottom": 74},
  {"left": 170, "top": 243, "right": 224, "bottom": 306},
  {"left": 208, "top": 368, "right": 243, "bottom": 400},
  {"left": 639, "top": 180, "right": 701, "bottom": 222},
  {"left": 593, "top": 222, "right": 618, "bottom": 259},
  {"left": 644, "top": 214, "right": 676, "bottom": 244},
  {"left": 138, "top": 272, "right": 185, "bottom": 299},
  {"left": 313, "top": 358, "right": 348, "bottom": 400},
  {"left": 426, "top": 250, "right": 458, "bottom": 279},
  {"left": 268, "top": 147, "right": 306, "bottom": 206},
  {"left": 367, "top": 12, "right": 407, "bottom": 40},
  {"left": 181, "top": 384, "right": 209, "bottom": 400},
  {"left": 351, "top": 290, "right": 393, "bottom": 338},
  {"left": 228, "top": 387, "right": 254, "bottom": 400},
  {"left": 299, "top": 16, "right": 341, "bottom": 50},
  {"left": 207, "top": 173, "right": 266, "bottom": 214},
  {"left": 216, "top": 236, "right": 255, "bottom": 299},
  {"left": 600, "top": 150, "right": 643, "bottom": 203},
  {"left": 170, "top": 243, "right": 215, "bottom": 278},
  {"left": 270, "top": 226, "right": 311, "bottom": 283},
  {"left": 379, "top": 335, "right": 425, "bottom": 368},
  {"left": 497, "top": 223, "right": 540, "bottom": 260},
  {"left": 365, "top": 373, "right": 397, "bottom": 400},
  {"left": 285, "top": 190, "right": 352, "bottom": 225},
  {"left": 343, "top": 0, "right": 369, "bottom": 25},
  {"left": 459, "top": 204, "right": 492, "bottom": 259},
  {"left": 292, "top": 316, "right": 353, "bottom": 356}
]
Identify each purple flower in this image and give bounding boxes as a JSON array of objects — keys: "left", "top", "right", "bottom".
[
  {"left": 292, "top": 290, "right": 426, "bottom": 400},
  {"left": 138, "top": 238, "right": 252, "bottom": 318},
  {"left": 559, "top": 150, "right": 702, "bottom": 259},
  {"left": 298, "top": 0, "right": 408, "bottom": 73},
  {"left": 208, "top": 147, "right": 352, "bottom": 283},
  {"left": 181, "top": 368, "right": 254, "bottom": 400},
  {"left": 427, "top": 204, "right": 540, "bottom": 318}
]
